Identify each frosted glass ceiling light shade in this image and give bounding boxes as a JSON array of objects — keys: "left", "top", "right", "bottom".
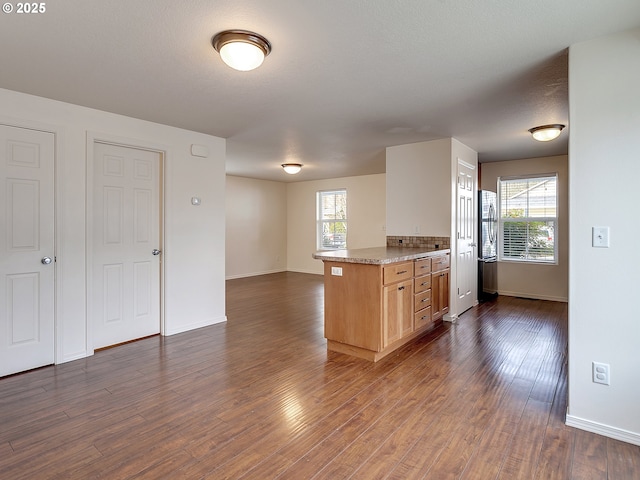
[
  {"left": 282, "top": 163, "right": 302, "bottom": 174},
  {"left": 212, "top": 30, "right": 271, "bottom": 71},
  {"left": 528, "top": 124, "right": 565, "bottom": 142}
]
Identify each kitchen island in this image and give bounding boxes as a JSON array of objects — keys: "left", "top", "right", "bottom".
[{"left": 313, "top": 247, "right": 450, "bottom": 361}]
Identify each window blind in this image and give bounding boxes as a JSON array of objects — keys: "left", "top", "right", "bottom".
[{"left": 498, "top": 175, "right": 557, "bottom": 263}]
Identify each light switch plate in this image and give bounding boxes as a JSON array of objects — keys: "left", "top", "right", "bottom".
[
  {"left": 592, "top": 226, "right": 610, "bottom": 248},
  {"left": 331, "top": 266, "right": 343, "bottom": 276}
]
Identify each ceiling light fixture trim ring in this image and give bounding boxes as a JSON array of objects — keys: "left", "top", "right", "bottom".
[
  {"left": 282, "top": 163, "right": 303, "bottom": 174},
  {"left": 212, "top": 29, "right": 272, "bottom": 57},
  {"left": 528, "top": 124, "right": 566, "bottom": 142}
]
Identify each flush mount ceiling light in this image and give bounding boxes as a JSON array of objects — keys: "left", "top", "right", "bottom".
[
  {"left": 528, "top": 124, "right": 566, "bottom": 142},
  {"left": 282, "top": 163, "right": 302, "bottom": 174},
  {"left": 212, "top": 29, "right": 271, "bottom": 71}
]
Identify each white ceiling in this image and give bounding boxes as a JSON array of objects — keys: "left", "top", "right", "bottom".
[{"left": 1, "top": 1, "right": 639, "bottom": 182}]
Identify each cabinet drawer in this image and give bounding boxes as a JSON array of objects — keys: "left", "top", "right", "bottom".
[
  {"left": 414, "top": 257, "right": 431, "bottom": 275},
  {"left": 415, "top": 306, "right": 432, "bottom": 329},
  {"left": 432, "top": 255, "right": 450, "bottom": 272},
  {"left": 383, "top": 262, "right": 414, "bottom": 285},
  {"left": 414, "top": 274, "right": 431, "bottom": 293},
  {"left": 414, "top": 289, "right": 432, "bottom": 312}
]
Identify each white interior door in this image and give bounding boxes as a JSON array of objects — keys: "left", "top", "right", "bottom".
[
  {"left": 457, "top": 160, "right": 476, "bottom": 314},
  {"left": 92, "top": 142, "right": 161, "bottom": 349},
  {"left": 0, "top": 125, "right": 55, "bottom": 377}
]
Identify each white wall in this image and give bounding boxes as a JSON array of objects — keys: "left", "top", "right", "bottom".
[
  {"left": 226, "top": 176, "right": 287, "bottom": 279},
  {"left": 480, "top": 155, "right": 568, "bottom": 302},
  {"left": 567, "top": 28, "right": 640, "bottom": 445},
  {"left": 0, "top": 87, "right": 227, "bottom": 363},
  {"left": 286, "top": 174, "right": 387, "bottom": 275},
  {"left": 386, "top": 139, "right": 452, "bottom": 237}
]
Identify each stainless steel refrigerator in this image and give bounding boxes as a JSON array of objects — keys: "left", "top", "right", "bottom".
[{"left": 478, "top": 190, "right": 498, "bottom": 301}]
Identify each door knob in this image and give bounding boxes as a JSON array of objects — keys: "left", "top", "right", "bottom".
[
  {"left": 41, "top": 256, "right": 52, "bottom": 265},
  {"left": 152, "top": 249, "right": 161, "bottom": 256}
]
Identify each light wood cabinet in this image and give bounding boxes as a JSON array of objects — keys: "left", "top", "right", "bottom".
[
  {"left": 431, "top": 255, "right": 450, "bottom": 321},
  {"left": 414, "top": 257, "right": 432, "bottom": 277},
  {"left": 383, "top": 262, "right": 413, "bottom": 285},
  {"left": 322, "top": 252, "right": 450, "bottom": 362},
  {"left": 383, "top": 278, "right": 413, "bottom": 347},
  {"left": 383, "top": 261, "right": 413, "bottom": 347},
  {"left": 413, "top": 258, "right": 433, "bottom": 330},
  {"left": 414, "top": 289, "right": 432, "bottom": 328},
  {"left": 323, "top": 262, "right": 381, "bottom": 352},
  {"left": 432, "top": 254, "right": 450, "bottom": 273}
]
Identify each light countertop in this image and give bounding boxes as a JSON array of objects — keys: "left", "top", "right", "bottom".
[{"left": 312, "top": 246, "right": 450, "bottom": 265}]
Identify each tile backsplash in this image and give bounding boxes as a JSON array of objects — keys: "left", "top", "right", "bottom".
[{"left": 386, "top": 235, "right": 450, "bottom": 249}]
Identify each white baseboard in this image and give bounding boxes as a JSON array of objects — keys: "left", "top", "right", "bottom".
[
  {"left": 164, "top": 315, "right": 227, "bottom": 336},
  {"left": 226, "top": 268, "right": 286, "bottom": 280},
  {"left": 286, "top": 268, "right": 323, "bottom": 275},
  {"left": 566, "top": 414, "right": 640, "bottom": 446},
  {"left": 499, "top": 290, "right": 568, "bottom": 303},
  {"left": 227, "top": 269, "right": 324, "bottom": 279}
]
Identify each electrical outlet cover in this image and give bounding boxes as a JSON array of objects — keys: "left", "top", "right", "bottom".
[{"left": 592, "top": 361, "right": 610, "bottom": 385}]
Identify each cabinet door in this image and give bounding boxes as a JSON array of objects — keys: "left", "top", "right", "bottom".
[
  {"left": 440, "top": 270, "right": 450, "bottom": 316},
  {"left": 383, "top": 279, "right": 413, "bottom": 347},
  {"left": 432, "top": 269, "right": 450, "bottom": 320}
]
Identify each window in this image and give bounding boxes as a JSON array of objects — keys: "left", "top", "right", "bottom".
[
  {"left": 498, "top": 174, "right": 557, "bottom": 263},
  {"left": 317, "top": 189, "right": 347, "bottom": 250}
]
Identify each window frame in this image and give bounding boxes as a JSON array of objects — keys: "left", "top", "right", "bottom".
[
  {"left": 316, "top": 189, "right": 347, "bottom": 251},
  {"left": 497, "top": 173, "right": 558, "bottom": 265}
]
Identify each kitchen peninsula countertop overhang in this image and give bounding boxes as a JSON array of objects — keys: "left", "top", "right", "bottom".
[{"left": 312, "top": 246, "right": 451, "bottom": 265}]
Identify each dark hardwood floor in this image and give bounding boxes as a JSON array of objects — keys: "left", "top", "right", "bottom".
[{"left": 1, "top": 271, "right": 639, "bottom": 479}]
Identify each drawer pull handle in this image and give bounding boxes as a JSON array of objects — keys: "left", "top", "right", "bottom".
[
  {"left": 422, "top": 315, "right": 429, "bottom": 320},
  {"left": 421, "top": 282, "right": 429, "bottom": 286},
  {"left": 398, "top": 286, "right": 405, "bottom": 291},
  {"left": 397, "top": 270, "right": 408, "bottom": 275},
  {"left": 422, "top": 298, "right": 429, "bottom": 303}
]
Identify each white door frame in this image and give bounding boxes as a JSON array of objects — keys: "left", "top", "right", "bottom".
[
  {"left": 86, "top": 132, "right": 167, "bottom": 355},
  {"left": 0, "top": 116, "right": 63, "bottom": 365}
]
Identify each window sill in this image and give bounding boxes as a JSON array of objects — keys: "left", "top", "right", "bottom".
[{"left": 499, "top": 258, "right": 558, "bottom": 266}]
